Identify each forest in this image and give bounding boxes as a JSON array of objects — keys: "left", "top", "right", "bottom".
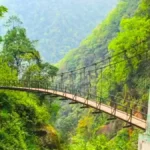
[
  {"left": 0, "top": 0, "right": 150, "bottom": 149},
  {"left": 0, "top": 0, "right": 117, "bottom": 63}
]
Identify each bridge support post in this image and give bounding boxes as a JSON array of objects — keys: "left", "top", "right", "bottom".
[{"left": 138, "top": 90, "right": 150, "bottom": 150}]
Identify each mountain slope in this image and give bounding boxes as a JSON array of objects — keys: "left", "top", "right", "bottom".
[
  {"left": 0, "top": 0, "right": 117, "bottom": 63},
  {"left": 57, "top": 0, "right": 140, "bottom": 71},
  {"left": 56, "top": 0, "right": 147, "bottom": 149}
]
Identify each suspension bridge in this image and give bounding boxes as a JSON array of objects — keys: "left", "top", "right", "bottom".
[
  {"left": 0, "top": 41, "right": 150, "bottom": 149},
  {"left": 0, "top": 42, "right": 150, "bottom": 130},
  {"left": 0, "top": 84, "right": 147, "bottom": 130}
]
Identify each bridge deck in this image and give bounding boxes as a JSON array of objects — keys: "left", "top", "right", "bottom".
[{"left": 0, "top": 86, "right": 146, "bottom": 130}]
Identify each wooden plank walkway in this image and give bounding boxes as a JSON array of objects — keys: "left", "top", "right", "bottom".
[{"left": 0, "top": 86, "right": 147, "bottom": 130}]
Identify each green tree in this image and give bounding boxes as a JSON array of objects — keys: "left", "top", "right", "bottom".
[
  {"left": 5, "top": 15, "right": 22, "bottom": 28},
  {"left": 0, "top": 6, "right": 7, "bottom": 43},
  {"left": 0, "top": 6, "right": 7, "bottom": 17},
  {"left": 3, "top": 16, "right": 40, "bottom": 74},
  {"left": 22, "top": 62, "right": 58, "bottom": 83},
  {"left": 108, "top": 16, "right": 150, "bottom": 86}
]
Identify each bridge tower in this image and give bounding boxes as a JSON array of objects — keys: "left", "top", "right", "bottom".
[{"left": 138, "top": 90, "right": 150, "bottom": 150}]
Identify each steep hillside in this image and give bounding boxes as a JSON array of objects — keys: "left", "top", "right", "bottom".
[
  {"left": 0, "top": 0, "right": 117, "bottom": 63},
  {"left": 55, "top": 0, "right": 150, "bottom": 149},
  {"left": 57, "top": 0, "right": 140, "bottom": 71}
]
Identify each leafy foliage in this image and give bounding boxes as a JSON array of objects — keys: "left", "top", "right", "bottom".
[
  {"left": 0, "top": 6, "right": 7, "bottom": 17},
  {"left": 22, "top": 62, "right": 58, "bottom": 82},
  {"left": 56, "top": 0, "right": 149, "bottom": 149},
  {"left": 3, "top": 17, "right": 40, "bottom": 74},
  {"left": 0, "top": 0, "right": 149, "bottom": 149},
  {"left": 57, "top": 0, "right": 140, "bottom": 71},
  {"left": 0, "top": 11, "right": 60, "bottom": 149}
]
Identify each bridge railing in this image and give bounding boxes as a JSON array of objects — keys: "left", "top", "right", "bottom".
[
  {"left": 0, "top": 79, "right": 148, "bottom": 124},
  {"left": 17, "top": 81, "right": 150, "bottom": 120}
]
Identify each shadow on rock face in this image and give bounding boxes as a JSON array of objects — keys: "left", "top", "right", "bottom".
[{"left": 35, "top": 125, "right": 61, "bottom": 150}]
